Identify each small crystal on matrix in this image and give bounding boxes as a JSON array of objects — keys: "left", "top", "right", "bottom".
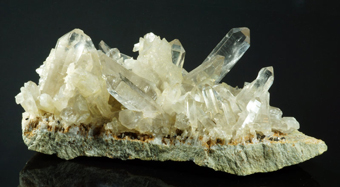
[{"left": 16, "top": 28, "right": 327, "bottom": 175}]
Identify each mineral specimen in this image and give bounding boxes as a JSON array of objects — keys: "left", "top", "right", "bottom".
[{"left": 16, "top": 28, "right": 327, "bottom": 175}]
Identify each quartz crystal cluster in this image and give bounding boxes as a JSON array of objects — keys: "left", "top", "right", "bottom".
[{"left": 16, "top": 28, "right": 300, "bottom": 144}]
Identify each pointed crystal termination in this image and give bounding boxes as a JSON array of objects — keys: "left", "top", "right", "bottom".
[
  {"left": 169, "top": 39, "right": 186, "bottom": 68},
  {"left": 98, "top": 40, "right": 110, "bottom": 53},
  {"left": 184, "top": 27, "right": 250, "bottom": 85},
  {"left": 98, "top": 40, "right": 132, "bottom": 61},
  {"left": 254, "top": 66, "right": 274, "bottom": 91},
  {"left": 38, "top": 29, "right": 97, "bottom": 97},
  {"left": 236, "top": 66, "right": 274, "bottom": 109},
  {"left": 99, "top": 51, "right": 162, "bottom": 117}
]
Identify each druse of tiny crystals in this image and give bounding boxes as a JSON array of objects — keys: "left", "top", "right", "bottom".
[{"left": 16, "top": 28, "right": 299, "bottom": 143}]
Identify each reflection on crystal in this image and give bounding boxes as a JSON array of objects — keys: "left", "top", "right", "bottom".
[{"left": 19, "top": 153, "right": 320, "bottom": 187}]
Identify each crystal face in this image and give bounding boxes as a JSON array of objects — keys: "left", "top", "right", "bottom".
[
  {"left": 169, "top": 39, "right": 186, "bottom": 68},
  {"left": 15, "top": 28, "right": 300, "bottom": 143},
  {"left": 184, "top": 27, "right": 250, "bottom": 85}
]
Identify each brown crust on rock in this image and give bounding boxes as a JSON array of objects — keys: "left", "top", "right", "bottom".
[
  {"left": 21, "top": 114, "right": 298, "bottom": 149},
  {"left": 24, "top": 116, "right": 156, "bottom": 143},
  {"left": 21, "top": 114, "right": 327, "bottom": 176}
]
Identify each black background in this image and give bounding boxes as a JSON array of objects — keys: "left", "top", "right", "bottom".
[{"left": 1, "top": 0, "right": 339, "bottom": 186}]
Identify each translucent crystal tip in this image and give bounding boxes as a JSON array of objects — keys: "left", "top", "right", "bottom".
[
  {"left": 254, "top": 66, "right": 274, "bottom": 91},
  {"left": 170, "top": 39, "right": 186, "bottom": 68},
  {"left": 258, "top": 66, "right": 274, "bottom": 79},
  {"left": 63, "top": 28, "right": 92, "bottom": 45},
  {"left": 239, "top": 27, "right": 250, "bottom": 44},
  {"left": 266, "top": 66, "right": 274, "bottom": 73},
  {"left": 98, "top": 40, "right": 110, "bottom": 53},
  {"left": 170, "top": 39, "right": 183, "bottom": 48},
  {"left": 70, "top": 28, "right": 85, "bottom": 34}
]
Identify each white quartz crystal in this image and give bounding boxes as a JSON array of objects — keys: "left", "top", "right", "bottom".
[{"left": 16, "top": 28, "right": 300, "bottom": 143}]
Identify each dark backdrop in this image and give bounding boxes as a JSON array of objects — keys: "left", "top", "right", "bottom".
[{"left": 1, "top": 0, "right": 339, "bottom": 186}]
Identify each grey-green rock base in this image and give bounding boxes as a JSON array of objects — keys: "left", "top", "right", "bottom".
[{"left": 22, "top": 117, "right": 327, "bottom": 176}]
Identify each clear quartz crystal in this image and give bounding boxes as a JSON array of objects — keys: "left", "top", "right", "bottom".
[
  {"left": 119, "top": 110, "right": 143, "bottom": 129},
  {"left": 98, "top": 40, "right": 132, "bottom": 62},
  {"left": 100, "top": 51, "right": 162, "bottom": 118},
  {"left": 169, "top": 39, "right": 185, "bottom": 68},
  {"left": 184, "top": 55, "right": 225, "bottom": 85},
  {"left": 16, "top": 29, "right": 113, "bottom": 124},
  {"left": 16, "top": 28, "right": 300, "bottom": 144},
  {"left": 236, "top": 66, "right": 274, "bottom": 110},
  {"left": 184, "top": 27, "right": 250, "bottom": 85}
]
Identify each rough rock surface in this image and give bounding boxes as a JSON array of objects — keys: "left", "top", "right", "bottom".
[{"left": 22, "top": 115, "right": 327, "bottom": 176}]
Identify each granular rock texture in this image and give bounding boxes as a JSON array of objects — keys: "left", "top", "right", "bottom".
[{"left": 22, "top": 114, "right": 327, "bottom": 176}]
